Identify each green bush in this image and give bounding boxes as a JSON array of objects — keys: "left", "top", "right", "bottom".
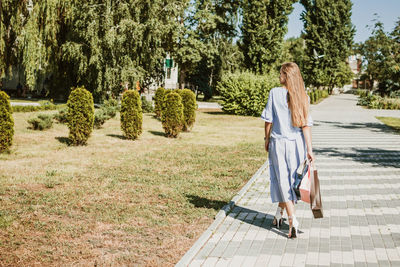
[
  {"left": 176, "top": 89, "right": 196, "bottom": 131},
  {"left": 94, "top": 109, "right": 111, "bottom": 129},
  {"left": 154, "top": 87, "right": 166, "bottom": 118},
  {"left": 53, "top": 108, "right": 68, "bottom": 123},
  {"left": 101, "top": 98, "right": 119, "bottom": 118},
  {"left": 67, "top": 86, "right": 94, "bottom": 145},
  {"left": 141, "top": 96, "right": 154, "bottom": 113},
  {"left": 38, "top": 100, "right": 56, "bottom": 110},
  {"left": 309, "top": 89, "right": 329, "bottom": 104},
  {"left": 310, "top": 92, "right": 315, "bottom": 104},
  {"left": 0, "top": 91, "right": 14, "bottom": 152},
  {"left": 217, "top": 72, "right": 280, "bottom": 116},
  {"left": 120, "top": 90, "right": 142, "bottom": 140},
  {"left": 358, "top": 94, "right": 400, "bottom": 110},
  {"left": 27, "top": 114, "right": 53, "bottom": 130},
  {"left": 161, "top": 92, "right": 184, "bottom": 138}
]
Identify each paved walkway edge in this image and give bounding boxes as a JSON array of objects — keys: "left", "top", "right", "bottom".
[{"left": 176, "top": 160, "right": 269, "bottom": 267}]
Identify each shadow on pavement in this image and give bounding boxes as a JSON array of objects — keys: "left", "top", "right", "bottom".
[
  {"left": 314, "top": 120, "right": 399, "bottom": 135},
  {"left": 228, "top": 205, "right": 292, "bottom": 239},
  {"left": 186, "top": 197, "right": 302, "bottom": 238},
  {"left": 314, "top": 147, "right": 400, "bottom": 168}
]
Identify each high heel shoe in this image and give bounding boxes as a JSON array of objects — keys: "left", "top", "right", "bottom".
[
  {"left": 272, "top": 207, "right": 283, "bottom": 229},
  {"left": 288, "top": 215, "right": 299, "bottom": 238}
]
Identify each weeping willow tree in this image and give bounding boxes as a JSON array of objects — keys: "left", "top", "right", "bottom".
[
  {"left": 0, "top": 0, "right": 28, "bottom": 78},
  {"left": 18, "top": 0, "right": 185, "bottom": 100}
]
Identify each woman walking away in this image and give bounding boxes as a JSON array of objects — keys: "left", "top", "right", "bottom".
[{"left": 261, "top": 62, "right": 314, "bottom": 238}]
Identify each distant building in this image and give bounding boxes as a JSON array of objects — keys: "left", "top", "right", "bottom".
[
  {"left": 348, "top": 54, "right": 373, "bottom": 89},
  {"left": 164, "top": 55, "right": 179, "bottom": 89},
  {"left": 348, "top": 55, "right": 362, "bottom": 75}
]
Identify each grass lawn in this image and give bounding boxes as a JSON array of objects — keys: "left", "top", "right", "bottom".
[
  {"left": 376, "top": 116, "right": 400, "bottom": 133},
  {"left": 0, "top": 110, "right": 266, "bottom": 266}
]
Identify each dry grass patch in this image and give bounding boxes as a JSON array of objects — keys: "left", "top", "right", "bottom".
[{"left": 0, "top": 110, "right": 266, "bottom": 266}]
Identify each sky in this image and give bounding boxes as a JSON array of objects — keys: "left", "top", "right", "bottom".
[{"left": 285, "top": 0, "right": 400, "bottom": 43}]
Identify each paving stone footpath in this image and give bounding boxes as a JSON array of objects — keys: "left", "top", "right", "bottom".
[{"left": 177, "top": 94, "right": 400, "bottom": 267}]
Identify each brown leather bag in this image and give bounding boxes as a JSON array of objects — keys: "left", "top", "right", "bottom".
[{"left": 310, "top": 165, "right": 323, "bottom": 219}]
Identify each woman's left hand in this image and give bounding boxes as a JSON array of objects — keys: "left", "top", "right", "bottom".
[{"left": 307, "top": 151, "right": 315, "bottom": 163}]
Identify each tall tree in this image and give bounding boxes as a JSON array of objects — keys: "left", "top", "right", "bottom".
[
  {"left": 360, "top": 21, "right": 393, "bottom": 86},
  {"left": 18, "top": 0, "right": 185, "bottom": 100},
  {"left": 240, "top": 0, "right": 295, "bottom": 74},
  {"left": 0, "top": 0, "right": 27, "bottom": 78},
  {"left": 359, "top": 18, "right": 400, "bottom": 95},
  {"left": 300, "top": 0, "right": 355, "bottom": 91},
  {"left": 174, "top": 0, "right": 241, "bottom": 100},
  {"left": 281, "top": 36, "right": 307, "bottom": 72}
]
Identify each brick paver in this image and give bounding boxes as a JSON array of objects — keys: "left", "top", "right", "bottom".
[{"left": 179, "top": 94, "right": 400, "bottom": 266}]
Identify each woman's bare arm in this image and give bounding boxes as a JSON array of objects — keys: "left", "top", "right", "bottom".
[
  {"left": 302, "top": 126, "right": 315, "bottom": 162},
  {"left": 264, "top": 122, "right": 272, "bottom": 152}
]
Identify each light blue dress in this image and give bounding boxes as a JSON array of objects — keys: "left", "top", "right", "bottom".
[{"left": 261, "top": 87, "right": 313, "bottom": 203}]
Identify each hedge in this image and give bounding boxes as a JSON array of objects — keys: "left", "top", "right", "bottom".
[
  {"left": 0, "top": 91, "right": 14, "bottom": 152},
  {"left": 12, "top": 102, "right": 66, "bottom": 112},
  {"left": 309, "top": 89, "right": 329, "bottom": 104},
  {"left": 217, "top": 72, "right": 280, "bottom": 116}
]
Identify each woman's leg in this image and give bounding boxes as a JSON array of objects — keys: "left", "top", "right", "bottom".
[
  {"left": 285, "top": 201, "right": 294, "bottom": 217},
  {"left": 285, "top": 201, "right": 298, "bottom": 238},
  {"left": 273, "top": 203, "right": 285, "bottom": 227}
]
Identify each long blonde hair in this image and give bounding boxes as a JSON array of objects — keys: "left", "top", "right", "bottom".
[{"left": 280, "top": 62, "right": 309, "bottom": 128}]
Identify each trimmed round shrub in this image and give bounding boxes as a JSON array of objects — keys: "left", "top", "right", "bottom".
[
  {"left": 120, "top": 90, "right": 142, "bottom": 140},
  {"left": 67, "top": 86, "right": 94, "bottom": 145},
  {"left": 161, "top": 92, "right": 184, "bottom": 138},
  {"left": 154, "top": 87, "right": 166, "bottom": 118},
  {"left": 27, "top": 114, "right": 53, "bottom": 130},
  {"left": 217, "top": 71, "right": 280, "bottom": 116},
  {"left": 0, "top": 91, "right": 14, "bottom": 152},
  {"left": 176, "top": 89, "right": 196, "bottom": 131}
]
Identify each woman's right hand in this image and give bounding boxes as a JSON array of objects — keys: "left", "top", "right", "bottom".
[{"left": 265, "top": 140, "right": 269, "bottom": 152}]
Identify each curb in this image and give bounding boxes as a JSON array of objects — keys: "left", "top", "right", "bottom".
[{"left": 175, "top": 160, "right": 269, "bottom": 267}]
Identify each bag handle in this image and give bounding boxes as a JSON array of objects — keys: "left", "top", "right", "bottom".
[{"left": 296, "top": 159, "right": 309, "bottom": 175}]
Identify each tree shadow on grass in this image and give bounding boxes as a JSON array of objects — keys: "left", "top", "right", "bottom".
[
  {"left": 186, "top": 194, "right": 227, "bottom": 211},
  {"left": 148, "top": 130, "right": 165, "bottom": 137},
  {"left": 202, "top": 111, "right": 226, "bottom": 115},
  {"left": 106, "top": 134, "right": 127, "bottom": 140},
  {"left": 185, "top": 195, "right": 290, "bottom": 238},
  {"left": 55, "top": 137, "right": 70, "bottom": 145},
  {"left": 314, "top": 147, "right": 400, "bottom": 168}
]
